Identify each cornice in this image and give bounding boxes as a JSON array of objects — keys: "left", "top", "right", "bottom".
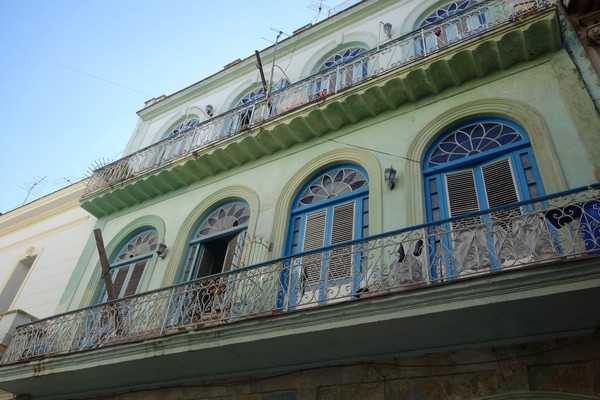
[
  {"left": 0, "top": 216, "right": 90, "bottom": 254},
  {"left": 0, "top": 181, "right": 90, "bottom": 237},
  {"left": 137, "top": 0, "right": 401, "bottom": 121}
]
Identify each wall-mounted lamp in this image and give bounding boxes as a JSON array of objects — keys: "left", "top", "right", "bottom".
[
  {"left": 205, "top": 105, "right": 214, "bottom": 117},
  {"left": 384, "top": 166, "right": 397, "bottom": 190},
  {"left": 156, "top": 243, "right": 168, "bottom": 259},
  {"left": 382, "top": 22, "right": 393, "bottom": 39}
]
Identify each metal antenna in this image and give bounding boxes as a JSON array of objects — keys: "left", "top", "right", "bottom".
[
  {"left": 18, "top": 175, "right": 47, "bottom": 205},
  {"left": 307, "top": 0, "right": 329, "bottom": 23},
  {"left": 267, "top": 28, "right": 291, "bottom": 98},
  {"left": 53, "top": 176, "right": 76, "bottom": 185}
]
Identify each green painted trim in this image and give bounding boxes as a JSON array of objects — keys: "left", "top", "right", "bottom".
[
  {"left": 55, "top": 219, "right": 107, "bottom": 314},
  {"left": 271, "top": 147, "right": 382, "bottom": 256},
  {"left": 136, "top": 0, "right": 401, "bottom": 121}
]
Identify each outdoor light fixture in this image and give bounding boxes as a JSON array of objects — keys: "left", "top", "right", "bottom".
[
  {"left": 382, "top": 22, "right": 393, "bottom": 39},
  {"left": 384, "top": 166, "right": 397, "bottom": 190},
  {"left": 205, "top": 105, "right": 214, "bottom": 117},
  {"left": 156, "top": 243, "right": 168, "bottom": 259}
]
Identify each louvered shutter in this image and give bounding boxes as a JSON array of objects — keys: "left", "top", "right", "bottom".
[
  {"left": 329, "top": 202, "right": 355, "bottom": 280},
  {"left": 123, "top": 261, "right": 146, "bottom": 297},
  {"left": 481, "top": 158, "right": 519, "bottom": 208},
  {"left": 111, "top": 267, "right": 130, "bottom": 298},
  {"left": 481, "top": 158, "right": 521, "bottom": 224},
  {"left": 302, "top": 210, "right": 327, "bottom": 284},
  {"left": 445, "top": 170, "right": 480, "bottom": 216},
  {"left": 445, "top": 170, "right": 481, "bottom": 228}
]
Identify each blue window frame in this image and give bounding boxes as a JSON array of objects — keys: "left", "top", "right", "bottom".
[
  {"left": 423, "top": 118, "right": 546, "bottom": 278},
  {"left": 283, "top": 165, "right": 369, "bottom": 306},
  {"left": 180, "top": 201, "right": 250, "bottom": 282}
]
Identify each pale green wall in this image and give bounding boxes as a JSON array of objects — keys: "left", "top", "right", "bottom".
[{"left": 64, "top": 46, "right": 600, "bottom": 312}]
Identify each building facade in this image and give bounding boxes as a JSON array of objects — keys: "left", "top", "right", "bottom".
[{"left": 0, "top": 0, "right": 599, "bottom": 399}]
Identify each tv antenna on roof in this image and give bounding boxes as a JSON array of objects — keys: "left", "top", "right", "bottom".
[
  {"left": 266, "top": 28, "right": 291, "bottom": 98},
  {"left": 18, "top": 175, "right": 47, "bottom": 205},
  {"left": 307, "top": 0, "right": 330, "bottom": 23}
]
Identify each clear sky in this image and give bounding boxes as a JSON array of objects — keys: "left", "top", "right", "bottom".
[{"left": 0, "top": 1, "right": 326, "bottom": 213}]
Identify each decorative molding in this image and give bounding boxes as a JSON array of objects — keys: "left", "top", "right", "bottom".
[
  {"left": 160, "top": 185, "right": 260, "bottom": 286},
  {"left": 0, "top": 181, "right": 88, "bottom": 236},
  {"left": 137, "top": 0, "right": 401, "bottom": 121},
  {"left": 404, "top": 98, "right": 567, "bottom": 226},
  {"left": 0, "top": 216, "right": 90, "bottom": 255},
  {"left": 79, "top": 215, "right": 166, "bottom": 307},
  {"left": 270, "top": 147, "right": 382, "bottom": 256}
]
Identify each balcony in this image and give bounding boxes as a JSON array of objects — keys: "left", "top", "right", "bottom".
[
  {"left": 4, "top": 184, "right": 600, "bottom": 371},
  {"left": 81, "top": 0, "right": 561, "bottom": 217}
]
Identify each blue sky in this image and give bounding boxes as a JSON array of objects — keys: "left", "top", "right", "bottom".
[{"left": 0, "top": 1, "right": 324, "bottom": 213}]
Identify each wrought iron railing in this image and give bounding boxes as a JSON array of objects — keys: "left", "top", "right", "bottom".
[
  {"left": 3, "top": 184, "right": 599, "bottom": 364},
  {"left": 83, "top": 0, "right": 555, "bottom": 196}
]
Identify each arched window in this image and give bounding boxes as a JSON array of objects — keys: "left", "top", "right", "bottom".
[
  {"left": 417, "top": 0, "right": 489, "bottom": 54},
  {"left": 285, "top": 166, "right": 369, "bottom": 304},
  {"left": 164, "top": 116, "right": 200, "bottom": 139},
  {"left": 181, "top": 201, "right": 250, "bottom": 282},
  {"left": 423, "top": 118, "right": 548, "bottom": 277},
  {"left": 311, "top": 46, "right": 369, "bottom": 99},
  {"left": 317, "top": 47, "right": 367, "bottom": 71},
  {"left": 169, "top": 118, "right": 199, "bottom": 137},
  {"left": 235, "top": 87, "right": 266, "bottom": 107},
  {"left": 103, "top": 229, "right": 158, "bottom": 300},
  {"left": 422, "top": 0, "right": 473, "bottom": 24}
]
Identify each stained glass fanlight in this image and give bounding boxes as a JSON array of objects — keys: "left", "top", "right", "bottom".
[
  {"left": 318, "top": 47, "right": 367, "bottom": 71},
  {"left": 297, "top": 167, "right": 368, "bottom": 207},
  {"left": 427, "top": 121, "right": 525, "bottom": 167},
  {"left": 114, "top": 230, "right": 159, "bottom": 263},
  {"left": 168, "top": 118, "right": 200, "bottom": 138},
  {"left": 195, "top": 202, "right": 250, "bottom": 238},
  {"left": 423, "top": 0, "right": 472, "bottom": 24}
]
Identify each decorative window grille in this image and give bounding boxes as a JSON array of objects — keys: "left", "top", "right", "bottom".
[
  {"left": 318, "top": 47, "right": 367, "bottom": 71},
  {"left": 296, "top": 167, "right": 368, "bottom": 207},
  {"left": 236, "top": 87, "right": 266, "bottom": 107},
  {"left": 423, "top": 0, "right": 473, "bottom": 24},
  {"left": 167, "top": 117, "right": 200, "bottom": 138},
  {"left": 428, "top": 122, "right": 524, "bottom": 167},
  {"left": 105, "top": 229, "right": 158, "bottom": 300},
  {"left": 182, "top": 202, "right": 250, "bottom": 281}
]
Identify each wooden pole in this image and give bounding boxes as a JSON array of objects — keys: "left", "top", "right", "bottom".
[
  {"left": 94, "top": 228, "right": 116, "bottom": 301},
  {"left": 255, "top": 50, "right": 268, "bottom": 94}
]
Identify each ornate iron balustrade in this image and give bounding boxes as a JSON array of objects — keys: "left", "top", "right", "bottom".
[
  {"left": 83, "top": 0, "right": 555, "bottom": 196},
  {"left": 3, "top": 184, "right": 599, "bottom": 364}
]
